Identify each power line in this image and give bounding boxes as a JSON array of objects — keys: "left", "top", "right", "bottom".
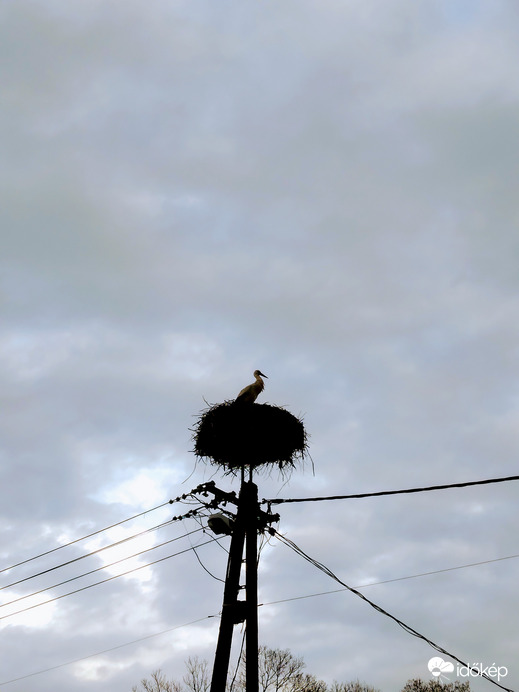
[
  {"left": 0, "top": 527, "right": 205, "bottom": 611},
  {"left": 0, "top": 615, "right": 220, "bottom": 686},
  {"left": 4, "top": 546, "right": 518, "bottom": 686},
  {"left": 0, "top": 515, "right": 201, "bottom": 593},
  {"left": 0, "top": 538, "right": 221, "bottom": 623},
  {"left": 263, "top": 473, "right": 519, "bottom": 505},
  {"left": 192, "top": 513, "right": 230, "bottom": 555},
  {"left": 8, "top": 473, "right": 514, "bottom": 579},
  {"left": 259, "top": 550, "right": 519, "bottom": 607},
  {"left": 229, "top": 625, "right": 247, "bottom": 692},
  {"left": 0, "top": 501, "right": 174, "bottom": 576},
  {"left": 182, "top": 519, "right": 225, "bottom": 583},
  {"left": 0, "top": 487, "right": 206, "bottom": 576},
  {"left": 4, "top": 474, "right": 518, "bottom": 688},
  {"left": 274, "top": 531, "right": 515, "bottom": 692}
]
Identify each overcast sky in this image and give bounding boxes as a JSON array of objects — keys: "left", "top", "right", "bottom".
[{"left": 2, "top": 1, "right": 519, "bottom": 691}]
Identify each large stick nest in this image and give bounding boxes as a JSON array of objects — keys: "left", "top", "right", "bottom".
[{"left": 192, "top": 401, "right": 308, "bottom": 473}]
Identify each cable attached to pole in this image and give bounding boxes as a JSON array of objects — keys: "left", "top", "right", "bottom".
[
  {"left": 263, "top": 473, "right": 519, "bottom": 505},
  {"left": 274, "top": 531, "right": 515, "bottom": 692}
]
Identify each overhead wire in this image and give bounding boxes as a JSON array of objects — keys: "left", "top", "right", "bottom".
[
  {"left": 259, "top": 549, "right": 519, "bottom": 607},
  {"left": 229, "top": 625, "right": 247, "bottom": 692},
  {"left": 2, "top": 533, "right": 518, "bottom": 685},
  {"left": 274, "top": 530, "right": 514, "bottom": 692},
  {"left": 6, "top": 473, "right": 514, "bottom": 586},
  {"left": 0, "top": 614, "right": 220, "bottom": 686},
  {"left": 0, "top": 485, "right": 208, "bottom": 576},
  {"left": 0, "top": 527, "right": 205, "bottom": 611},
  {"left": 182, "top": 516, "right": 225, "bottom": 583},
  {"left": 0, "top": 515, "right": 201, "bottom": 593},
  {"left": 0, "top": 537, "right": 222, "bottom": 623},
  {"left": 262, "top": 473, "right": 519, "bottom": 505},
  {"left": 3, "top": 474, "right": 518, "bottom": 686},
  {"left": 0, "top": 501, "right": 174, "bottom": 575},
  {"left": 192, "top": 513, "right": 230, "bottom": 555}
]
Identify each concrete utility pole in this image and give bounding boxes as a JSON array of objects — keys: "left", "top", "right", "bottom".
[
  {"left": 244, "top": 480, "right": 259, "bottom": 692},
  {"left": 207, "top": 479, "right": 277, "bottom": 692},
  {"left": 209, "top": 485, "right": 247, "bottom": 692}
]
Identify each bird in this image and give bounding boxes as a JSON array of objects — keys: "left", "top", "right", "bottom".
[{"left": 234, "top": 370, "right": 268, "bottom": 404}]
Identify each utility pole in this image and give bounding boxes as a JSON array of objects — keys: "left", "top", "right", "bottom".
[
  {"left": 244, "top": 480, "right": 259, "bottom": 692},
  {"left": 209, "top": 490, "right": 246, "bottom": 692},
  {"left": 203, "top": 478, "right": 277, "bottom": 692}
]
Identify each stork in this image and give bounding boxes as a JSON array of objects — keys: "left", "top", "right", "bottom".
[{"left": 235, "top": 370, "right": 268, "bottom": 404}]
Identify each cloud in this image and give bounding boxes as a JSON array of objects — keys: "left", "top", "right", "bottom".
[{"left": 2, "top": 1, "right": 519, "bottom": 690}]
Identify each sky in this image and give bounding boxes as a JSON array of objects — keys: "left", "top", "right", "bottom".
[{"left": 1, "top": 1, "right": 519, "bottom": 690}]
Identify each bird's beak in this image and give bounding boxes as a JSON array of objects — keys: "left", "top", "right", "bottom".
[{"left": 260, "top": 372, "right": 268, "bottom": 378}]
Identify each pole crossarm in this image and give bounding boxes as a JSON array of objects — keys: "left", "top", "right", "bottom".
[
  {"left": 194, "top": 481, "right": 279, "bottom": 531},
  {"left": 195, "top": 481, "right": 239, "bottom": 508}
]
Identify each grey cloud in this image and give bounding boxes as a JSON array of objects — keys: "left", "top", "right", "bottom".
[{"left": 2, "top": 1, "right": 519, "bottom": 691}]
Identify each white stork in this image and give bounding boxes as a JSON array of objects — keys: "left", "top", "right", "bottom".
[{"left": 235, "top": 370, "right": 268, "bottom": 404}]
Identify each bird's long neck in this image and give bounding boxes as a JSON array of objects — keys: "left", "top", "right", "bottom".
[{"left": 255, "top": 374, "right": 264, "bottom": 391}]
